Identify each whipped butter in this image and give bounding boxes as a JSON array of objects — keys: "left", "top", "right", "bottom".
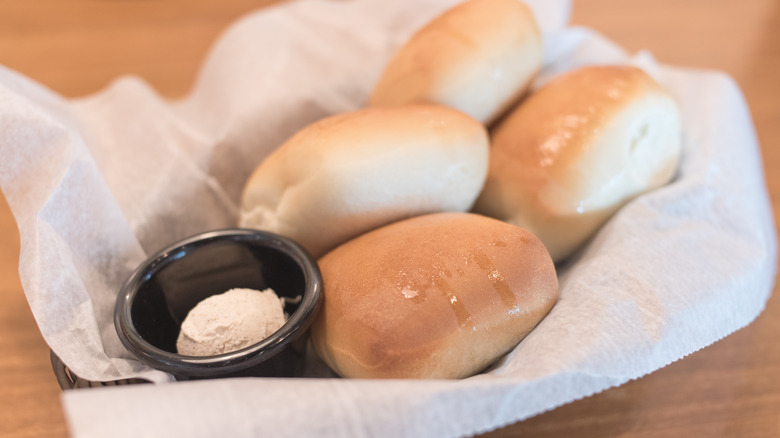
[{"left": 176, "top": 288, "right": 286, "bottom": 356}]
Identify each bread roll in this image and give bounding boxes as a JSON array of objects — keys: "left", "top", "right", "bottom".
[
  {"left": 312, "top": 212, "right": 558, "bottom": 379},
  {"left": 369, "top": 0, "right": 542, "bottom": 125},
  {"left": 473, "top": 65, "right": 682, "bottom": 262},
  {"left": 240, "top": 105, "right": 489, "bottom": 257}
]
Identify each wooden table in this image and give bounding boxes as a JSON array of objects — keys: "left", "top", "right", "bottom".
[{"left": 1, "top": 1, "right": 778, "bottom": 436}]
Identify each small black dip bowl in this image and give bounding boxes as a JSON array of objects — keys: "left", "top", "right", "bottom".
[{"left": 114, "top": 228, "right": 322, "bottom": 380}]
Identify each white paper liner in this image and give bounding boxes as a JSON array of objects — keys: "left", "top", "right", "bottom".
[{"left": 0, "top": 0, "right": 776, "bottom": 436}]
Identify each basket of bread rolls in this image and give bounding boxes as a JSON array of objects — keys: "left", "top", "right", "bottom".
[{"left": 36, "top": 0, "right": 775, "bottom": 435}]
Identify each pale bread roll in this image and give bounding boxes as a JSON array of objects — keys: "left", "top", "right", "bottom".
[
  {"left": 240, "top": 105, "right": 489, "bottom": 257},
  {"left": 312, "top": 212, "right": 558, "bottom": 379},
  {"left": 473, "top": 65, "right": 683, "bottom": 262},
  {"left": 369, "top": 0, "right": 542, "bottom": 125}
]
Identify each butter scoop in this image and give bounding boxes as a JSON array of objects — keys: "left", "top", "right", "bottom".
[{"left": 176, "top": 288, "right": 286, "bottom": 356}]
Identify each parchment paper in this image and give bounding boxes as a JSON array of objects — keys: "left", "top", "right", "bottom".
[{"left": 0, "top": 0, "right": 776, "bottom": 437}]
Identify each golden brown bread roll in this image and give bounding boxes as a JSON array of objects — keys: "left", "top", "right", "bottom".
[
  {"left": 369, "top": 0, "right": 542, "bottom": 125},
  {"left": 473, "top": 65, "right": 682, "bottom": 262},
  {"left": 311, "top": 212, "right": 558, "bottom": 379},
  {"left": 239, "top": 105, "right": 489, "bottom": 257}
]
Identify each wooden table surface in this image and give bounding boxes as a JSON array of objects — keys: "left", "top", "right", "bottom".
[{"left": 1, "top": 1, "right": 778, "bottom": 437}]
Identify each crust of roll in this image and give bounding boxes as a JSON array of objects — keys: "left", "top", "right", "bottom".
[
  {"left": 311, "top": 212, "right": 558, "bottom": 379},
  {"left": 369, "top": 0, "right": 542, "bottom": 125},
  {"left": 474, "top": 65, "right": 682, "bottom": 262},
  {"left": 240, "top": 105, "right": 489, "bottom": 257}
]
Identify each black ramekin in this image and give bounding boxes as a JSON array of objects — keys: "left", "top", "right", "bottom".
[{"left": 114, "top": 228, "right": 322, "bottom": 379}]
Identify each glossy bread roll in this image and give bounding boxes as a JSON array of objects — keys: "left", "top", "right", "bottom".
[
  {"left": 369, "top": 0, "right": 542, "bottom": 125},
  {"left": 474, "top": 65, "right": 682, "bottom": 262},
  {"left": 312, "top": 212, "right": 558, "bottom": 379},
  {"left": 240, "top": 105, "right": 489, "bottom": 257}
]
